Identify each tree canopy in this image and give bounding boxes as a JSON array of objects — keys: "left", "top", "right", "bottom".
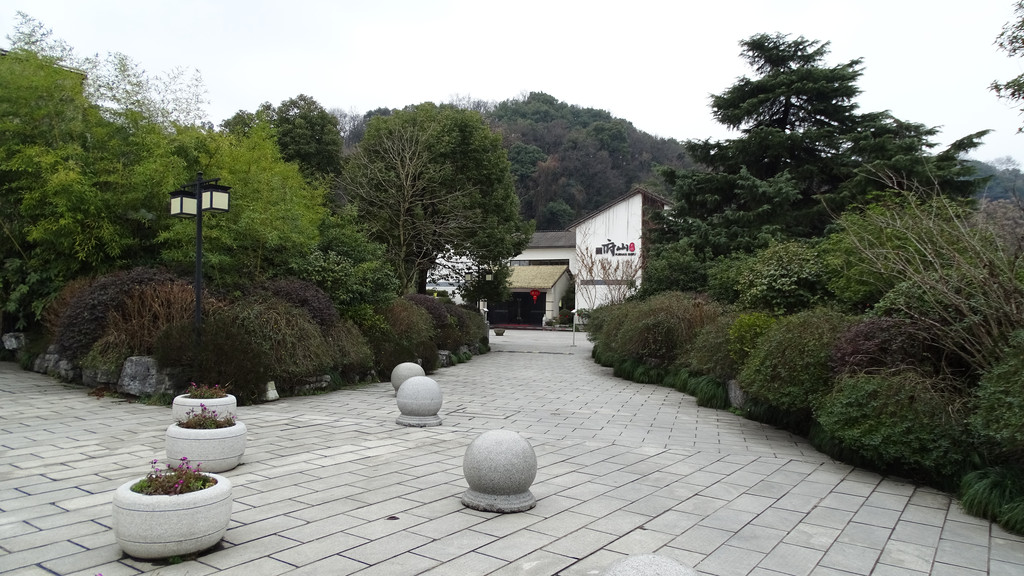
[
  {"left": 652, "top": 33, "right": 986, "bottom": 262},
  {"left": 340, "top": 103, "right": 532, "bottom": 295}
]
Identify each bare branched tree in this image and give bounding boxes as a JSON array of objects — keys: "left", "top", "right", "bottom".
[{"left": 574, "top": 230, "right": 644, "bottom": 310}]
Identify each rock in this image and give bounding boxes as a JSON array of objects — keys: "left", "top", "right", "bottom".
[
  {"left": 117, "top": 356, "right": 174, "bottom": 397},
  {"left": 2, "top": 332, "right": 26, "bottom": 350},
  {"left": 82, "top": 366, "right": 120, "bottom": 387},
  {"left": 727, "top": 379, "right": 747, "bottom": 409}
]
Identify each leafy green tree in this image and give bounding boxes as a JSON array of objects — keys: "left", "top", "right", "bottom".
[
  {"left": 274, "top": 94, "right": 343, "bottom": 180},
  {"left": 159, "top": 125, "right": 326, "bottom": 289},
  {"left": 341, "top": 103, "right": 532, "bottom": 294},
  {"left": 0, "top": 48, "right": 182, "bottom": 328},
  {"left": 536, "top": 199, "right": 575, "bottom": 230},
  {"left": 993, "top": 0, "right": 1024, "bottom": 130},
  {"left": 219, "top": 95, "right": 342, "bottom": 181},
  {"left": 290, "top": 207, "right": 400, "bottom": 319},
  {"left": 652, "top": 32, "right": 985, "bottom": 266}
]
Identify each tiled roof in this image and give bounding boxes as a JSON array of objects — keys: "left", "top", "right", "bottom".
[
  {"left": 508, "top": 265, "right": 569, "bottom": 290},
  {"left": 528, "top": 230, "right": 575, "bottom": 248}
]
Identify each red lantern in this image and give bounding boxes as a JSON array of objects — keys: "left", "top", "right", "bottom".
[{"left": 530, "top": 289, "right": 540, "bottom": 303}]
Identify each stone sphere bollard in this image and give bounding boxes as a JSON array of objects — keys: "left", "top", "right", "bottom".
[
  {"left": 461, "top": 430, "right": 537, "bottom": 513},
  {"left": 395, "top": 375, "right": 443, "bottom": 427},
  {"left": 602, "top": 554, "right": 697, "bottom": 576},
  {"left": 391, "top": 362, "right": 425, "bottom": 393}
]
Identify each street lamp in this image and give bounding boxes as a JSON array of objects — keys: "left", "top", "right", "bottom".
[{"left": 169, "top": 171, "right": 231, "bottom": 377}]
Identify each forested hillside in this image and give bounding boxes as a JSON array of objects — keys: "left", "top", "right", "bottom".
[
  {"left": 484, "top": 92, "right": 692, "bottom": 228},
  {"left": 335, "top": 93, "right": 693, "bottom": 229}
]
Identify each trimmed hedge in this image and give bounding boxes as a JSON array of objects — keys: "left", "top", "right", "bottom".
[{"left": 738, "top": 308, "right": 852, "bottom": 414}]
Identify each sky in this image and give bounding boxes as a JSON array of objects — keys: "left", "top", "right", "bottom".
[{"left": 5, "top": 0, "right": 1024, "bottom": 164}]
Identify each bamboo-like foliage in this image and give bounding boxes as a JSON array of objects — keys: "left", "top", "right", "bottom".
[{"left": 836, "top": 187, "right": 1024, "bottom": 372}]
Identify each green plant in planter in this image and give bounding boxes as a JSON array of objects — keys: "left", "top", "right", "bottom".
[
  {"left": 177, "top": 405, "right": 235, "bottom": 429},
  {"left": 132, "top": 458, "right": 216, "bottom": 495}
]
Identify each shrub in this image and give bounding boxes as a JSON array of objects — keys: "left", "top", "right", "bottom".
[
  {"left": 814, "top": 372, "right": 969, "bottom": 483},
  {"left": 705, "top": 253, "right": 753, "bottom": 304},
  {"left": 366, "top": 298, "right": 437, "bottom": 376},
  {"left": 325, "top": 318, "right": 375, "bottom": 383},
  {"left": 686, "top": 312, "right": 740, "bottom": 381},
  {"left": 586, "top": 302, "right": 636, "bottom": 364},
  {"left": 154, "top": 316, "right": 268, "bottom": 405},
  {"left": 736, "top": 241, "right": 828, "bottom": 314},
  {"left": 832, "top": 192, "right": 1024, "bottom": 373},
  {"left": 41, "top": 276, "right": 94, "bottom": 337},
  {"left": 405, "top": 293, "right": 461, "bottom": 351},
  {"left": 727, "top": 312, "right": 776, "bottom": 366},
  {"left": 457, "top": 304, "right": 489, "bottom": 351},
  {"left": 84, "top": 281, "right": 212, "bottom": 372},
  {"left": 830, "top": 316, "right": 947, "bottom": 377},
  {"left": 605, "top": 292, "right": 722, "bottom": 365},
  {"left": 56, "top": 267, "right": 179, "bottom": 363},
  {"left": 263, "top": 278, "right": 339, "bottom": 333},
  {"left": 970, "top": 330, "right": 1024, "bottom": 457},
  {"left": 154, "top": 296, "right": 337, "bottom": 404},
  {"left": 738, "top": 308, "right": 852, "bottom": 414}
]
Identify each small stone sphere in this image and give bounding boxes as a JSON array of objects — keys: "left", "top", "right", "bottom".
[
  {"left": 602, "top": 554, "right": 697, "bottom": 576},
  {"left": 391, "top": 362, "right": 425, "bottom": 392},
  {"left": 395, "top": 376, "right": 443, "bottom": 427},
  {"left": 461, "top": 430, "right": 537, "bottom": 512}
]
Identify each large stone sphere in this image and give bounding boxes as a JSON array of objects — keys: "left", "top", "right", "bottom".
[
  {"left": 602, "top": 554, "right": 698, "bottom": 576},
  {"left": 395, "top": 375, "right": 442, "bottom": 427},
  {"left": 461, "top": 429, "right": 537, "bottom": 513},
  {"left": 391, "top": 362, "right": 425, "bottom": 393}
]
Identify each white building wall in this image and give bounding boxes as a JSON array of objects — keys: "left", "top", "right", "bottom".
[{"left": 572, "top": 194, "right": 645, "bottom": 311}]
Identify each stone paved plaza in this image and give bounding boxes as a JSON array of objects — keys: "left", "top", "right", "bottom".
[{"left": 1, "top": 329, "right": 1023, "bottom": 575}]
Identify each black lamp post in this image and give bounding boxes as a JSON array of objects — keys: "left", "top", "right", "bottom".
[{"left": 169, "top": 172, "right": 231, "bottom": 377}]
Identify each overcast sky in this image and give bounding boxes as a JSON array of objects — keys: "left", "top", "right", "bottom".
[{"left": 5, "top": 0, "right": 1024, "bottom": 163}]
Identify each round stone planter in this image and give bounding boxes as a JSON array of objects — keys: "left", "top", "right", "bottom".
[
  {"left": 165, "top": 421, "right": 247, "bottom": 473},
  {"left": 172, "top": 394, "right": 237, "bottom": 423},
  {"left": 391, "top": 362, "right": 425, "bottom": 393},
  {"left": 461, "top": 429, "right": 537, "bottom": 512},
  {"left": 112, "top": 473, "right": 232, "bottom": 559},
  {"left": 395, "top": 376, "right": 442, "bottom": 427}
]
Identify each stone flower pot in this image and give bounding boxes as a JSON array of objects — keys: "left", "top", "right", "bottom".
[
  {"left": 112, "top": 473, "right": 232, "bottom": 559},
  {"left": 165, "top": 421, "right": 247, "bottom": 473},
  {"left": 172, "top": 394, "right": 237, "bottom": 422}
]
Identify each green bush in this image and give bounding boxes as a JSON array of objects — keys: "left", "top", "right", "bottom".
[
  {"left": 587, "top": 302, "right": 636, "bottom": 364},
  {"left": 706, "top": 253, "right": 752, "bottom": 304},
  {"left": 686, "top": 312, "right": 740, "bottom": 381},
  {"left": 970, "top": 330, "right": 1024, "bottom": 456},
  {"left": 815, "top": 372, "right": 969, "bottom": 483},
  {"left": 738, "top": 308, "right": 852, "bottom": 413},
  {"left": 326, "top": 318, "right": 375, "bottom": 383},
  {"left": 736, "top": 241, "right": 828, "bottom": 314},
  {"left": 405, "top": 293, "right": 462, "bottom": 351},
  {"left": 604, "top": 292, "right": 722, "bottom": 365},
  {"left": 366, "top": 298, "right": 437, "bottom": 375},
  {"left": 727, "top": 312, "right": 776, "bottom": 366},
  {"left": 153, "top": 295, "right": 339, "bottom": 404}
]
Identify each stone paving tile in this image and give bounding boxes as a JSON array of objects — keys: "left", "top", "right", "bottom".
[{"left": 2, "top": 330, "right": 1024, "bottom": 575}]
